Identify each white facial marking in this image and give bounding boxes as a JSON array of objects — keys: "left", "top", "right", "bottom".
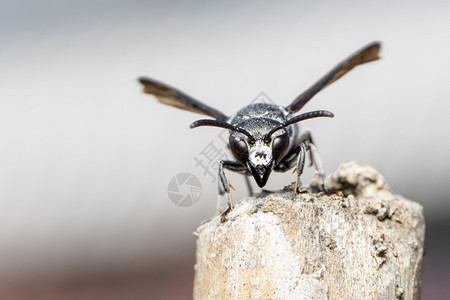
[{"left": 249, "top": 145, "right": 272, "bottom": 167}]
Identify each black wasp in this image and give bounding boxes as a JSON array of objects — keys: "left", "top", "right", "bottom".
[{"left": 139, "top": 42, "right": 380, "bottom": 212}]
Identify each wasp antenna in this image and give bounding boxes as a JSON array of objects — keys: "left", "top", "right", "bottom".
[
  {"left": 190, "top": 119, "right": 254, "bottom": 141},
  {"left": 284, "top": 110, "right": 334, "bottom": 127},
  {"left": 264, "top": 110, "right": 334, "bottom": 140},
  {"left": 190, "top": 119, "right": 235, "bottom": 130}
]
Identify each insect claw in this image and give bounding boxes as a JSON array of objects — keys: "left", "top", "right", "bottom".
[
  {"left": 321, "top": 183, "right": 329, "bottom": 194},
  {"left": 220, "top": 206, "right": 232, "bottom": 223},
  {"left": 229, "top": 183, "right": 235, "bottom": 190}
]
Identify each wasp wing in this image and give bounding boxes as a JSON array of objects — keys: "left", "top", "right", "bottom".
[
  {"left": 286, "top": 42, "right": 381, "bottom": 114},
  {"left": 139, "top": 77, "right": 228, "bottom": 121}
]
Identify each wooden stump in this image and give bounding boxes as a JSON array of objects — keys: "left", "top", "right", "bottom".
[{"left": 193, "top": 163, "right": 425, "bottom": 300}]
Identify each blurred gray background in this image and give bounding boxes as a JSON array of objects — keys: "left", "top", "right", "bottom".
[{"left": 1, "top": 0, "right": 449, "bottom": 299}]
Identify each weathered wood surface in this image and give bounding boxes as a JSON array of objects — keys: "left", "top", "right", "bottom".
[{"left": 193, "top": 163, "right": 425, "bottom": 300}]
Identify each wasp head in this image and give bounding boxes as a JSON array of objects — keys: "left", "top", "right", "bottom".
[
  {"left": 229, "top": 118, "right": 289, "bottom": 187},
  {"left": 190, "top": 109, "right": 334, "bottom": 188}
]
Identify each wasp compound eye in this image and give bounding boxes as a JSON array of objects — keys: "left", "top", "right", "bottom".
[
  {"left": 229, "top": 136, "right": 249, "bottom": 166},
  {"left": 271, "top": 133, "right": 289, "bottom": 164}
]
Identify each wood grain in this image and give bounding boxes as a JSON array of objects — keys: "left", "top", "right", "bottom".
[{"left": 193, "top": 163, "right": 424, "bottom": 300}]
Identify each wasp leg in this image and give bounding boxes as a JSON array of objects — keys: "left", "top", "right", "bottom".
[
  {"left": 218, "top": 160, "right": 247, "bottom": 213},
  {"left": 273, "top": 142, "right": 306, "bottom": 194},
  {"left": 298, "top": 131, "right": 328, "bottom": 193},
  {"left": 294, "top": 143, "right": 307, "bottom": 194},
  {"left": 275, "top": 131, "right": 328, "bottom": 193},
  {"left": 299, "top": 130, "right": 315, "bottom": 167},
  {"left": 307, "top": 143, "right": 328, "bottom": 193}
]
